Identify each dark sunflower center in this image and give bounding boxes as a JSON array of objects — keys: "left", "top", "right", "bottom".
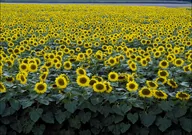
[
  {"left": 142, "top": 89, "right": 150, "bottom": 95},
  {"left": 21, "top": 65, "right": 27, "bottom": 69},
  {"left": 31, "top": 64, "right": 37, "bottom": 70},
  {"left": 129, "top": 83, "right": 136, "bottom": 89},
  {"left": 176, "top": 60, "right": 181, "bottom": 65},
  {"left": 169, "top": 81, "right": 176, "bottom": 86},
  {"left": 96, "top": 84, "right": 104, "bottom": 90},
  {"left": 80, "top": 77, "right": 87, "bottom": 84},
  {"left": 37, "top": 84, "right": 45, "bottom": 91},
  {"left": 155, "top": 91, "right": 164, "bottom": 97},
  {"left": 160, "top": 71, "right": 167, "bottom": 76},
  {"left": 6, "top": 77, "right": 13, "bottom": 82},
  {"left": 20, "top": 75, "right": 25, "bottom": 82},
  {"left": 110, "top": 74, "right": 116, "bottom": 79},
  {"left": 79, "top": 69, "right": 85, "bottom": 75},
  {"left": 58, "top": 79, "right": 65, "bottom": 85},
  {"left": 161, "top": 61, "right": 167, "bottom": 66},
  {"left": 89, "top": 80, "right": 96, "bottom": 85},
  {"left": 0, "top": 84, "right": 4, "bottom": 89},
  {"left": 149, "top": 82, "right": 156, "bottom": 87}
]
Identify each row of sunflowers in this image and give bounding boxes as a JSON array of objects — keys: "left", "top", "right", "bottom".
[{"left": 0, "top": 4, "right": 191, "bottom": 102}]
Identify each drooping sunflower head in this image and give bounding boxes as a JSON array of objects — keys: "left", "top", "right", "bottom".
[
  {"left": 176, "top": 92, "right": 190, "bottom": 100},
  {"left": 167, "top": 79, "right": 178, "bottom": 88},
  {"left": 76, "top": 75, "right": 90, "bottom": 87},
  {"left": 146, "top": 81, "right": 158, "bottom": 89},
  {"left": 153, "top": 90, "right": 168, "bottom": 100}
]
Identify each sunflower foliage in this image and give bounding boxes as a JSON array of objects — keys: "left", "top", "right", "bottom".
[{"left": 0, "top": 4, "right": 192, "bottom": 135}]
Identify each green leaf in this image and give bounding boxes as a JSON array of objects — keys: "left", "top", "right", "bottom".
[
  {"left": 112, "top": 104, "right": 123, "bottom": 116},
  {"left": 180, "top": 82, "right": 189, "bottom": 87},
  {"left": 99, "top": 105, "right": 111, "bottom": 117},
  {"left": 103, "top": 115, "right": 115, "bottom": 126},
  {"left": 107, "top": 95, "right": 118, "bottom": 103},
  {"left": 140, "top": 113, "right": 156, "bottom": 127},
  {"left": 119, "top": 123, "right": 131, "bottom": 133},
  {"left": 10, "top": 120, "right": 22, "bottom": 133},
  {"left": 0, "top": 125, "right": 7, "bottom": 135},
  {"left": 156, "top": 117, "right": 172, "bottom": 132},
  {"left": 55, "top": 110, "right": 67, "bottom": 124},
  {"left": 2, "top": 107, "right": 15, "bottom": 117},
  {"left": 90, "top": 96, "right": 103, "bottom": 105},
  {"left": 158, "top": 101, "right": 173, "bottom": 112},
  {"left": 79, "top": 111, "right": 91, "bottom": 124},
  {"left": 69, "top": 116, "right": 81, "bottom": 129},
  {"left": 32, "top": 124, "right": 45, "bottom": 135},
  {"left": 139, "top": 128, "right": 149, "bottom": 135},
  {"left": 114, "top": 115, "right": 124, "bottom": 124},
  {"left": 41, "top": 112, "right": 54, "bottom": 124},
  {"left": 0, "top": 101, "right": 6, "bottom": 115},
  {"left": 173, "top": 106, "right": 187, "bottom": 118},
  {"left": 179, "top": 117, "right": 192, "bottom": 133},
  {"left": 20, "top": 100, "right": 34, "bottom": 109},
  {"left": 121, "top": 104, "right": 132, "bottom": 114},
  {"left": 37, "top": 98, "right": 49, "bottom": 105},
  {"left": 64, "top": 101, "right": 77, "bottom": 113},
  {"left": 0, "top": 117, "right": 10, "bottom": 125},
  {"left": 29, "top": 108, "right": 43, "bottom": 122},
  {"left": 127, "top": 112, "right": 138, "bottom": 124},
  {"left": 10, "top": 99, "right": 21, "bottom": 111}
]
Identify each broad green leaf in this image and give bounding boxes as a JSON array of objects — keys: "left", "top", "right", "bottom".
[
  {"left": 121, "top": 104, "right": 132, "bottom": 114},
  {"left": 64, "top": 101, "right": 77, "bottom": 113},
  {"left": 90, "top": 96, "right": 103, "bottom": 105},
  {"left": 69, "top": 117, "right": 81, "bottom": 129},
  {"left": 140, "top": 113, "right": 156, "bottom": 127},
  {"left": 114, "top": 115, "right": 124, "bottom": 124},
  {"left": 107, "top": 95, "right": 118, "bottom": 103},
  {"left": 99, "top": 105, "right": 111, "bottom": 117},
  {"left": 127, "top": 112, "right": 138, "bottom": 124},
  {"left": 79, "top": 111, "right": 91, "bottom": 124},
  {"left": 10, "top": 99, "right": 21, "bottom": 111},
  {"left": 36, "top": 98, "right": 49, "bottom": 105},
  {"left": 139, "top": 128, "right": 149, "bottom": 135},
  {"left": 41, "top": 112, "right": 54, "bottom": 124},
  {"left": 0, "top": 117, "right": 10, "bottom": 125},
  {"left": 156, "top": 117, "right": 172, "bottom": 132},
  {"left": 0, "top": 101, "right": 6, "bottom": 115},
  {"left": 10, "top": 120, "right": 22, "bottom": 133},
  {"left": 29, "top": 108, "right": 43, "bottom": 122},
  {"left": 173, "top": 106, "right": 187, "bottom": 118},
  {"left": 119, "top": 123, "right": 131, "bottom": 133},
  {"left": 20, "top": 100, "right": 34, "bottom": 109},
  {"left": 0, "top": 125, "right": 7, "bottom": 135},
  {"left": 55, "top": 110, "right": 66, "bottom": 124},
  {"left": 22, "top": 120, "right": 35, "bottom": 134},
  {"left": 158, "top": 101, "right": 173, "bottom": 112},
  {"left": 179, "top": 117, "right": 192, "bottom": 133},
  {"left": 112, "top": 104, "right": 123, "bottom": 116},
  {"left": 79, "top": 130, "right": 91, "bottom": 135},
  {"left": 103, "top": 115, "right": 115, "bottom": 126},
  {"left": 2, "top": 107, "right": 15, "bottom": 117}
]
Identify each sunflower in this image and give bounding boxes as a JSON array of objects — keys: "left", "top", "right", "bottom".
[
  {"left": 104, "top": 81, "right": 113, "bottom": 93},
  {"left": 183, "top": 65, "right": 190, "bottom": 72},
  {"left": 55, "top": 62, "right": 62, "bottom": 69},
  {"left": 159, "top": 60, "right": 169, "bottom": 69},
  {"left": 34, "top": 82, "right": 47, "bottom": 94},
  {"left": 6, "top": 76, "right": 15, "bottom": 83},
  {"left": 167, "top": 79, "right": 178, "bottom": 88},
  {"left": 28, "top": 63, "right": 38, "bottom": 72},
  {"left": 176, "top": 92, "right": 190, "bottom": 100},
  {"left": 19, "top": 73, "right": 27, "bottom": 85},
  {"left": 55, "top": 76, "right": 68, "bottom": 89},
  {"left": 44, "top": 61, "right": 53, "bottom": 68},
  {"left": 39, "top": 72, "right": 48, "bottom": 82},
  {"left": 153, "top": 90, "right": 168, "bottom": 100},
  {"left": 0, "top": 82, "right": 6, "bottom": 93},
  {"left": 154, "top": 51, "right": 161, "bottom": 58},
  {"left": 40, "top": 66, "right": 49, "bottom": 73},
  {"left": 19, "top": 62, "right": 28, "bottom": 72},
  {"left": 76, "top": 75, "right": 90, "bottom": 87},
  {"left": 127, "top": 74, "right": 135, "bottom": 82},
  {"left": 157, "top": 70, "right": 169, "bottom": 78},
  {"left": 126, "top": 81, "right": 138, "bottom": 92},
  {"left": 93, "top": 82, "right": 106, "bottom": 93},
  {"left": 174, "top": 58, "right": 184, "bottom": 67},
  {"left": 63, "top": 61, "right": 72, "bottom": 70},
  {"left": 118, "top": 73, "right": 127, "bottom": 82},
  {"left": 146, "top": 81, "right": 158, "bottom": 89},
  {"left": 139, "top": 87, "right": 153, "bottom": 98},
  {"left": 129, "top": 62, "right": 137, "bottom": 71},
  {"left": 108, "top": 72, "right": 118, "bottom": 82},
  {"left": 108, "top": 57, "right": 117, "bottom": 66},
  {"left": 140, "top": 58, "right": 148, "bottom": 67},
  {"left": 76, "top": 67, "right": 86, "bottom": 76}
]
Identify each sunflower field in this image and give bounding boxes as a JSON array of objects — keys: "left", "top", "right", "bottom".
[{"left": 0, "top": 3, "right": 192, "bottom": 135}]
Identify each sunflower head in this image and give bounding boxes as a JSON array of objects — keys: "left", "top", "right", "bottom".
[
  {"left": 126, "top": 81, "right": 139, "bottom": 92},
  {"left": 0, "top": 82, "right": 6, "bottom": 93},
  {"left": 108, "top": 72, "right": 118, "bottom": 82},
  {"left": 63, "top": 61, "right": 72, "bottom": 70},
  {"left": 34, "top": 82, "right": 47, "bottom": 94},
  {"left": 176, "top": 92, "right": 190, "bottom": 100},
  {"left": 139, "top": 87, "right": 152, "bottom": 98},
  {"left": 153, "top": 90, "right": 168, "bottom": 100},
  {"left": 76, "top": 67, "right": 86, "bottom": 76},
  {"left": 146, "top": 81, "right": 158, "bottom": 89},
  {"left": 93, "top": 82, "right": 106, "bottom": 93},
  {"left": 76, "top": 75, "right": 90, "bottom": 87},
  {"left": 55, "top": 76, "right": 68, "bottom": 89},
  {"left": 159, "top": 60, "right": 169, "bottom": 69}
]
